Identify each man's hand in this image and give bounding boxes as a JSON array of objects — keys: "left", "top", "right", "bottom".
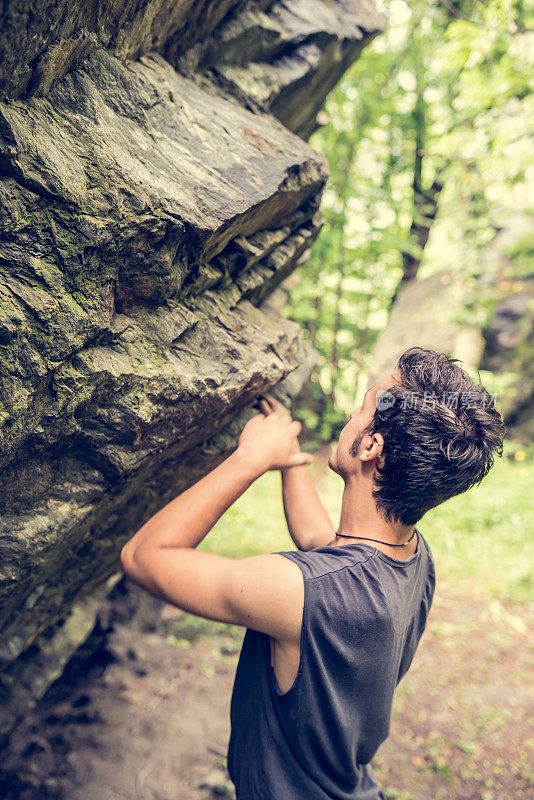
[
  {"left": 238, "top": 394, "right": 313, "bottom": 473},
  {"left": 258, "top": 394, "right": 303, "bottom": 471}
]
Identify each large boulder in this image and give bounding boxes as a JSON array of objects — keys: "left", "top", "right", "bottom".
[{"left": 0, "top": 0, "right": 385, "bottom": 738}]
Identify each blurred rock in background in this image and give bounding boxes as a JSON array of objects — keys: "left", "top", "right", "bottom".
[{"left": 365, "top": 215, "right": 533, "bottom": 444}]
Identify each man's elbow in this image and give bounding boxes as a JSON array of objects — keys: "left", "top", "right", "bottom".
[
  {"left": 120, "top": 543, "right": 158, "bottom": 579},
  {"left": 119, "top": 545, "right": 167, "bottom": 602},
  {"left": 120, "top": 544, "right": 139, "bottom": 577}
]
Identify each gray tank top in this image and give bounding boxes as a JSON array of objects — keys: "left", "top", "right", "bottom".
[{"left": 227, "top": 528, "right": 436, "bottom": 799}]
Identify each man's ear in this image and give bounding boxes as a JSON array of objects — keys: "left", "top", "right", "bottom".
[
  {"left": 358, "top": 434, "right": 375, "bottom": 462},
  {"left": 359, "top": 433, "right": 384, "bottom": 462}
]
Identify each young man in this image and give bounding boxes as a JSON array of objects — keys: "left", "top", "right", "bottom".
[{"left": 120, "top": 346, "right": 505, "bottom": 800}]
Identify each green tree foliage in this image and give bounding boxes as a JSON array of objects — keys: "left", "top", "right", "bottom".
[{"left": 284, "top": 0, "right": 533, "bottom": 444}]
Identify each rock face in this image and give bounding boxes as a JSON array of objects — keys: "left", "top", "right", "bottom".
[{"left": 0, "top": 0, "right": 385, "bottom": 737}]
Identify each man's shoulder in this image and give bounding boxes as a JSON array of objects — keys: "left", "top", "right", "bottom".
[
  {"left": 274, "top": 544, "right": 377, "bottom": 581},
  {"left": 418, "top": 530, "right": 436, "bottom": 575}
]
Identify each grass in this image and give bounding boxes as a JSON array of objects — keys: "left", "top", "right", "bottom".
[{"left": 197, "top": 438, "right": 533, "bottom": 605}]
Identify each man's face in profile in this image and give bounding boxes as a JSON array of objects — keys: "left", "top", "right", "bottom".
[{"left": 328, "top": 371, "right": 397, "bottom": 478}]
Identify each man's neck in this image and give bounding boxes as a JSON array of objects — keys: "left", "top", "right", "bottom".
[{"left": 334, "top": 478, "right": 416, "bottom": 552}]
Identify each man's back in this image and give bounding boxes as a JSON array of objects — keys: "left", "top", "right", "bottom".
[{"left": 227, "top": 528, "right": 436, "bottom": 800}]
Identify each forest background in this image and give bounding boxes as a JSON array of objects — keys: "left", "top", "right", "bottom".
[{"left": 284, "top": 0, "right": 533, "bottom": 445}]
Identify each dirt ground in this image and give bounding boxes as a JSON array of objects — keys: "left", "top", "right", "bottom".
[{"left": 0, "top": 578, "right": 532, "bottom": 800}]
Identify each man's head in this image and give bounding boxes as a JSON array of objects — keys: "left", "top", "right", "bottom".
[{"left": 328, "top": 347, "right": 506, "bottom": 526}]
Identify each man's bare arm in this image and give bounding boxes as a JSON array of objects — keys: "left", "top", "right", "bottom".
[
  {"left": 281, "top": 464, "right": 335, "bottom": 551},
  {"left": 119, "top": 405, "right": 312, "bottom": 642},
  {"left": 258, "top": 395, "right": 335, "bottom": 552}
]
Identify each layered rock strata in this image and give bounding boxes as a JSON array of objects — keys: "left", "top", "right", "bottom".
[{"left": 0, "top": 0, "right": 385, "bottom": 737}]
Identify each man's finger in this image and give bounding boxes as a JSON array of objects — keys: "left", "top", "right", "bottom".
[
  {"left": 263, "top": 393, "right": 291, "bottom": 416},
  {"left": 260, "top": 396, "right": 284, "bottom": 418},
  {"left": 290, "top": 452, "right": 313, "bottom": 466},
  {"left": 257, "top": 395, "right": 275, "bottom": 412},
  {"left": 259, "top": 398, "right": 272, "bottom": 415}
]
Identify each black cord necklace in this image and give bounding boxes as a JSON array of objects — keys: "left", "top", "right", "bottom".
[{"left": 334, "top": 528, "right": 417, "bottom": 547}]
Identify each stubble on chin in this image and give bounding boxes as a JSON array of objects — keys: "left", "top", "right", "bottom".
[{"left": 328, "top": 453, "right": 339, "bottom": 474}]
